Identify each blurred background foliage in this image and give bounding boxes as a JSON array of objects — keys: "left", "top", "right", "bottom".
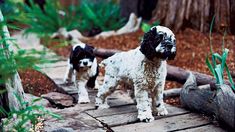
[{"left": 0, "top": 0, "right": 126, "bottom": 37}]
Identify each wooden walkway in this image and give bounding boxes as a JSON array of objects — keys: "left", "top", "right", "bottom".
[
  {"left": 42, "top": 62, "right": 226, "bottom": 132},
  {"left": 84, "top": 95, "right": 225, "bottom": 132},
  {"left": 13, "top": 30, "right": 226, "bottom": 132},
  {"left": 44, "top": 82, "right": 226, "bottom": 132}
]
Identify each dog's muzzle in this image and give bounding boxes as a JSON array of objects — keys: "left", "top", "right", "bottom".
[{"left": 161, "top": 40, "right": 176, "bottom": 60}]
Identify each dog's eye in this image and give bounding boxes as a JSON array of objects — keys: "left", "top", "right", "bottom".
[{"left": 158, "top": 34, "right": 164, "bottom": 41}]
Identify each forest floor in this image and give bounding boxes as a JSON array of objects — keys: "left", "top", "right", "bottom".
[{"left": 41, "top": 28, "right": 235, "bottom": 106}]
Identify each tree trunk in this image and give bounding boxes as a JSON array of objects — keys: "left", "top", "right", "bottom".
[
  {"left": 152, "top": 0, "right": 234, "bottom": 33},
  {"left": 229, "top": 0, "right": 235, "bottom": 34},
  {"left": 0, "top": 10, "right": 25, "bottom": 117},
  {"left": 181, "top": 72, "right": 235, "bottom": 129},
  {"left": 120, "top": 0, "right": 158, "bottom": 20}
]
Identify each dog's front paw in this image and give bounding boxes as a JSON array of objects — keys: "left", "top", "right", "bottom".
[
  {"left": 63, "top": 79, "right": 73, "bottom": 86},
  {"left": 138, "top": 111, "right": 154, "bottom": 123},
  {"left": 78, "top": 96, "right": 90, "bottom": 104},
  {"left": 97, "top": 103, "right": 110, "bottom": 109},
  {"left": 94, "top": 80, "right": 100, "bottom": 90},
  {"left": 95, "top": 97, "right": 109, "bottom": 109},
  {"left": 156, "top": 106, "right": 168, "bottom": 116}
]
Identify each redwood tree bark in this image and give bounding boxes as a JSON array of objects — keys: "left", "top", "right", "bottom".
[{"left": 152, "top": 0, "right": 235, "bottom": 34}]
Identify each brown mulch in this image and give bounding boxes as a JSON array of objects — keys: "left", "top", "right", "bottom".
[
  {"left": 19, "top": 69, "right": 58, "bottom": 96},
  {"left": 40, "top": 28, "right": 235, "bottom": 106}
]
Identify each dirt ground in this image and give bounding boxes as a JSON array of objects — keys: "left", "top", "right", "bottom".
[
  {"left": 19, "top": 69, "right": 58, "bottom": 96},
  {"left": 27, "top": 28, "right": 235, "bottom": 106}
]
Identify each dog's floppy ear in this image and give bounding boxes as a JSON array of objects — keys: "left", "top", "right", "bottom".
[
  {"left": 70, "top": 46, "right": 81, "bottom": 63},
  {"left": 140, "top": 27, "right": 158, "bottom": 60},
  {"left": 85, "top": 45, "right": 94, "bottom": 54},
  {"left": 87, "top": 45, "right": 94, "bottom": 50},
  {"left": 142, "top": 27, "right": 157, "bottom": 42}
]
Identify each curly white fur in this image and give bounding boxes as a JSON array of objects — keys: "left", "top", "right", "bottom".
[
  {"left": 96, "top": 26, "right": 176, "bottom": 122},
  {"left": 96, "top": 48, "right": 168, "bottom": 122}
]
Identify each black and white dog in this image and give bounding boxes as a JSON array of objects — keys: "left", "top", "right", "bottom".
[
  {"left": 95, "top": 26, "right": 176, "bottom": 122},
  {"left": 64, "top": 43, "right": 99, "bottom": 103}
]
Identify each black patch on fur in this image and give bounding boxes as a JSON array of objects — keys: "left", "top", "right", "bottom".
[
  {"left": 167, "top": 51, "right": 176, "bottom": 60},
  {"left": 156, "top": 103, "right": 161, "bottom": 107},
  {"left": 70, "top": 44, "right": 95, "bottom": 71},
  {"left": 86, "top": 66, "right": 99, "bottom": 88}
]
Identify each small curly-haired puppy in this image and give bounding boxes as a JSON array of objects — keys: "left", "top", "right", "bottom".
[
  {"left": 95, "top": 26, "right": 176, "bottom": 122},
  {"left": 64, "top": 43, "right": 99, "bottom": 103}
]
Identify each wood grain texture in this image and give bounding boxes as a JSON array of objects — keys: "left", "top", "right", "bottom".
[
  {"left": 96, "top": 104, "right": 189, "bottom": 126},
  {"left": 112, "top": 113, "right": 211, "bottom": 132},
  {"left": 177, "top": 124, "right": 226, "bottom": 132}
]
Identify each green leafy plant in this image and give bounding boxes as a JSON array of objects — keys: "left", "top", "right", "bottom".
[
  {"left": 20, "top": 0, "right": 125, "bottom": 37},
  {"left": 0, "top": 9, "right": 61, "bottom": 131},
  {"left": 22, "top": 0, "right": 63, "bottom": 37},
  {"left": 20, "top": 0, "right": 81, "bottom": 37},
  {"left": 205, "top": 16, "right": 235, "bottom": 92},
  {"left": 0, "top": 0, "right": 24, "bottom": 21},
  {"left": 0, "top": 36, "right": 58, "bottom": 84},
  {"left": 141, "top": 20, "right": 160, "bottom": 33},
  {"left": 0, "top": 93, "right": 62, "bottom": 131},
  {"left": 79, "top": 0, "right": 125, "bottom": 32}
]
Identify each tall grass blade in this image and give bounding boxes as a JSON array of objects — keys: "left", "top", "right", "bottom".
[
  {"left": 209, "top": 15, "right": 216, "bottom": 54},
  {"left": 206, "top": 55, "right": 215, "bottom": 76},
  {"left": 221, "top": 48, "right": 229, "bottom": 73},
  {"left": 215, "top": 65, "right": 223, "bottom": 84},
  {"left": 225, "top": 64, "right": 235, "bottom": 92}
]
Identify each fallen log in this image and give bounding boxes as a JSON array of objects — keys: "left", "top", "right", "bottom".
[
  {"left": 93, "top": 48, "right": 231, "bottom": 90},
  {"left": 167, "top": 65, "right": 230, "bottom": 90},
  {"left": 93, "top": 48, "right": 121, "bottom": 58},
  {"left": 181, "top": 72, "right": 235, "bottom": 129},
  {"left": 163, "top": 88, "right": 181, "bottom": 98}
]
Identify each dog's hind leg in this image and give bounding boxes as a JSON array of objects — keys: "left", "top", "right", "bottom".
[
  {"left": 95, "top": 75, "right": 118, "bottom": 109},
  {"left": 134, "top": 84, "right": 154, "bottom": 122}
]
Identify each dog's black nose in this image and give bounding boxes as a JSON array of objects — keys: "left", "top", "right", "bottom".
[
  {"left": 167, "top": 44, "right": 173, "bottom": 49},
  {"left": 83, "top": 62, "right": 88, "bottom": 65}
]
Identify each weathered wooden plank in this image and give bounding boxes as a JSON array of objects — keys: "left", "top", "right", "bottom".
[
  {"left": 86, "top": 104, "right": 137, "bottom": 117},
  {"left": 86, "top": 104, "right": 187, "bottom": 118},
  {"left": 44, "top": 111, "right": 101, "bottom": 131},
  {"left": 112, "top": 113, "right": 211, "bottom": 132},
  {"left": 97, "top": 104, "right": 189, "bottom": 126},
  {"left": 177, "top": 124, "right": 226, "bottom": 132}
]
